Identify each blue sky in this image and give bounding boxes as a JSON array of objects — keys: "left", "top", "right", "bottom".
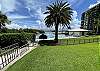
[{"left": 0, "top": 0, "right": 100, "bottom": 30}]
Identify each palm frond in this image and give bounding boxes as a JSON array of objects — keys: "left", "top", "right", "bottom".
[
  {"left": 0, "top": 11, "right": 10, "bottom": 29},
  {"left": 44, "top": 1, "right": 73, "bottom": 28}
]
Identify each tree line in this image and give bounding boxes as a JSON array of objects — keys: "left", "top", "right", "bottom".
[{"left": 0, "top": 28, "right": 44, "bottom": 34}]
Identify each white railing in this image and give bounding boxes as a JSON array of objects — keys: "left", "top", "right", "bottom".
[{"left": 0, "top": 43, "right": 29, "bottom": 70}]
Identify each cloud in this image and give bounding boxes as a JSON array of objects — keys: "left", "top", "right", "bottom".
[
  {"left": 6, "top": 23, "right": 39, "bottom": 29},
  {"left": 36, "top": 20, "right": 48, "bottom": 30},
  {"left": 6, "top": 23, "right": 22, "bottom": 29},
  {"left": 0, "top": 0, "right": 1, "bottom": 11},
  {"left": 97, "top": 0, "right": 100, "bottom": 3},
  {"left": 2, "top": 0, "right": 81, "bottom": 30},
  {"left": 25, "top": 0, "right": 81, "bottom": 30},
  {"left": 72, "top": 11, "right": 77, "bottom": 19},
  {"left": 88, "top": 0, "right": 100, "bottom": 9},
  {"left": 36, "top": 8, "right": 47, "bottom": 20},
  {"left": 8, "top": 14, "right": 29, "bottom": 19},
  {"left": 70, "top": 11, "right": 81, "bottom": 29},
  {"left": 67, "top": 0, "right": 84, "bottom": 7},
  {"left": 0, "top": 4, "right": 1, "bottom": 11},
  {"left": 25, "top": 0, "right": 47, "bottom": 18},
  {"left": 25, "top": 0, "right": 49, "bottom": 29},
  {"left": 1, "top": 0, "right": 16, "bottom": 13}
]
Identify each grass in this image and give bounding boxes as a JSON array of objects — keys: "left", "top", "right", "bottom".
[{"left": 6, "top": 42, "right": 100, "bottom": 71}]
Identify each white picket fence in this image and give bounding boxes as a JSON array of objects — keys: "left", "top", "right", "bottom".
[{"left": 0, "top": 43, "right": 29, "bottom": 70}]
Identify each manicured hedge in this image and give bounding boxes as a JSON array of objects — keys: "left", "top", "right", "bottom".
[
  {"left": 0, "top": 33, "right": 36, "bottom": 48},
  {"left": 38, "top": 40, "right": 57, "bottom": 46},
  {"left": 39, "top": 34, "right": 47, "bottom": 39}
]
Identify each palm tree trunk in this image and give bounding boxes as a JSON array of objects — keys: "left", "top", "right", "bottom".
[
  {"left": 55, "top": 24, "right": 58, "bottom": 43},
  {"left": 0, "top": 23, "right": 1, "bottom": 29},
  {"left": 96, "top": 19, "right": 99, "bottom": 34},
  {"left": 97, "top": 26, "right": 98, "bottom": 34},
  {"left": 55, "top": 17, "right": 58, "bottom": 43}
]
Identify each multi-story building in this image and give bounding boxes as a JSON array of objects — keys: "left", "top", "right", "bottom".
[{"left": 81, "top": 3, "right": 100, "bottom": 34}]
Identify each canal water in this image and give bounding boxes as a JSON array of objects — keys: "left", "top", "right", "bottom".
[{"left": 36, "top": 32, "right": 77, "bottom": 41}]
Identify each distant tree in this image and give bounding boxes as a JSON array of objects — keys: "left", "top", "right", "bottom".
[
  {"left": 44, "top": 1, "right": 73, "bottom": 43},
  {"left": 0, "top": 27, "right": 8, "bottom": 33},
  {"left": 0, "top": 11, "right": 11, "bottom": 29}
]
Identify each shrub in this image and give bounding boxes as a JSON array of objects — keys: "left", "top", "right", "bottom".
[
  {"left": 38, "top": 40, "right": 57, "bottom": 46},
  {"left": 0, "top": 33, "right": 35, "bottom": 48},
  {"left": 39, "top": 34, "right": 47, "bottom": 39}
]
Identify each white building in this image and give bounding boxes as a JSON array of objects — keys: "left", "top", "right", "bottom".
[{"left": 66, "top": 28, "right": 91, "bottom": 37}]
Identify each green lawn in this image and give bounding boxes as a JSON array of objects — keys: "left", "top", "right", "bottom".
[{"left": 6, "top": 43, "right": 100, "bottom": 71}]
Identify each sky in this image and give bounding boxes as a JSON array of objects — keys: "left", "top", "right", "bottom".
[{"left": 0, "top": 0, "right": 100, "bottom": 30}]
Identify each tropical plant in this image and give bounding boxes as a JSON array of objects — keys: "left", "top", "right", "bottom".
[
  {"left": 87, "top": 10, "right": 100, "bottom": 34},
  {"left": 0, "top": 11, "right": 10, "bottom": 29},
  {"left": 39, "top": 34, "right": 47, "bottom": 39},
  {"left": 93, "top": 11, "right": 100, "bottom": 34},
  {"left": 44, "top": 1, "right": 73, "bottom": 43}
]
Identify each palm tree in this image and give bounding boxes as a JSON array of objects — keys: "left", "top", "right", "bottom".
[
  {"left": 87, "top": 10, "right": 100, "bottom": 34},
  {"left": 44, "top": 1, "right": 73, "bottom": 43},
  {"left": 0, "top": 11, "right": 10, "bottom": 29},
  {"left": 94, "top": 11, "right": 100, "bottom": 34},
  {"left": 95, "top": 19, "right": 100, "bottom": 34},
  {"left": 90, "top": 10, "right": 100, "bottom": 34}
]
